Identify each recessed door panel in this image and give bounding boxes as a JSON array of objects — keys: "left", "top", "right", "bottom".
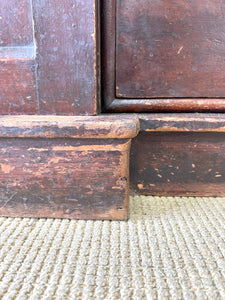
[{"left": 115, "top": 0, "right": 225, "bottom": 99}]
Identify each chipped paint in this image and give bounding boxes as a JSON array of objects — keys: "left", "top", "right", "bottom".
[
  {"left": 138, "top": 184, "right": 144, "bottom": 189},
  {"left": 0, "top": 115, "right": 139, "bottom": 139},
  {"left": 0, "top": 164, "right": 14, "bottom": 173},
  {"left": 177, "top": 46, "right": 183, "bottom": 55},
  {"left": 0, "top": 137, "right": 131, "bottom": 220},
  {"left": 28, "top": 148, "right": 49, "bottom": 152},
  {"left": 52, "top": 140, "right": 131, "bottom": 153}
]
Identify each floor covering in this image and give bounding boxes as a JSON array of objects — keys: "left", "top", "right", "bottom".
[{"left": 1, "top": 195, "right": 225, "bottom": 299}]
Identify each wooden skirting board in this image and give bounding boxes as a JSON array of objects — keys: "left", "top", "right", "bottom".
[{"left": 1, "top": 113, "right": 225, "bottom": 220}]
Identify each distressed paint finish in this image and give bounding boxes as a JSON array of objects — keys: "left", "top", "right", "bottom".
[
  {"left": 0, "top": 114, "right": 139, "bottom": 220},
  {"left": 0, "top": 115, "right": 140, "bottom": 139},
  {"left": 0, "top": 138, "right": 131, "bottom": 220},
  {"left": 116, "top": 0, "right": 225, "bottom": 98},
  {"left": 0, "top": 0, "right": 33, "bottom": 46},
  {"left": 0, "top": 0, "right": 38, "bottom": 114},
  {"left": 138, "top": 113, "right": 225, "bottom": 132},
  {"left": 0, "top": 55, "right": 38, "bottom": 114},
  {"left": 1, "top": 0, "right": 99, "bottom": 115},
  {"left": 130, "top": 132, "right": 225, "bottom": 196},
  {"left": 33, "top": 0, "right": 100, "bottom": 115}
]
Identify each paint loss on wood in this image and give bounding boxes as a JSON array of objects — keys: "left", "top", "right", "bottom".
[
  {"left": 0, "top": 138, "right": 131, "bottom": 220},
  {"left": 0, "top": 115, "right": 140, "bottom": 139}
]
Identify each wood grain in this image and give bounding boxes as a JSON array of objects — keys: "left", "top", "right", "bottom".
[
  {"left": 0, "top": 138, "right": 131, "bottom": 220},
  {"left": 0, "top": 115, "right": 140, "bottom": 139},
  {"left": 0, "top": 57, "right": 38, "bottom": 114},
  {"left": 106, "top": 99, "right": 225, "bottom": 113},
  {"left": 0, "top": 0, "right": 33, "bottom": 46},
  {"left": 103, "top": 0, "right": 225, "bottom": 112},
  {"left": 116, "top": 0, "right": 225, "bottom": 98},
  {"left": 130, "top": 131, "right": 225, "bottom": 196},
  {"left": 33, "top": 0, "right": 100, "bottom": 115},
  {"left": 0, "top": 114, "right": 140, "bottom": 220},
  {"left": 102, "top": 0, "right": 116, "bottom": 109},
  {"left": 1, "top": 0, "right": 100, "bottom": 115},
  {"left": 138, "top": 113, "right": 225, "bottom": 132},
  {"left": 0, "top": 1, "right": 38, "bottom": 114}
]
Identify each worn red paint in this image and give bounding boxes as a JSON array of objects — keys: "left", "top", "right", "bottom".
[
  {"left": 1, "top": 0, "right": 99, "bottom": 115},
  {"left": 0, "top": 138, "right": 131, "bottom": 220}
]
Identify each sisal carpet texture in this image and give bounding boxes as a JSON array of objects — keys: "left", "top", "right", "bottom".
[{"left": 1, "top": 195, "right": 225, "bottom": 300}]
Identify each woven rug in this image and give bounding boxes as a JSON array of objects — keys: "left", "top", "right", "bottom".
[{"left": 1, "top": 195, "right": 225, "bottom": 300}]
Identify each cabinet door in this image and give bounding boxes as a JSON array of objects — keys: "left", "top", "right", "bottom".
[
  {"left": 0, "top": 0, "right": 99, "bottom": 115},
  {"left": 102, "top": 0, "right": 225, "bottom": 112}
]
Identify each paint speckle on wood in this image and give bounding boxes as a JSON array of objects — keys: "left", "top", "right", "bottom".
[{"left": 130, "top": 131, "right": 225, "bottom": 196}]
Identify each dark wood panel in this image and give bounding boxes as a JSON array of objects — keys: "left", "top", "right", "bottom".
[
  {"left": 116, "top": 0, "right": 225, "bottom": 98},
  {"left": 33, "top": 0, "right": 100, "bottom": 115},
  {"left": 130, "top": 131, "right": 225, "bottom": 196},
  {"left": 0, "top": 1, "right": 38, "bottom": 114},
  {"left": 0, "top": 0, "right": 33, "bottom": 46},
  {"left": 0, "top": 54, "right": 38, "bottom": 114},
  {"left": 0, "top": 138, "right": 131, "bottom": 220}
]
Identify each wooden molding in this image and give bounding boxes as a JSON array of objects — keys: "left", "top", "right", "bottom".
[
  {"left": 105, "top": 99, "right": 225, "bottom": 113},
  {"left": 0, "top": 114, "right": 139, "bottom": 220},
  {"left": 0, "top": 115, "right": 139, "bottom": 139},
  {"left": 138, "top": 113, "right": 225, "bottom": 132}
]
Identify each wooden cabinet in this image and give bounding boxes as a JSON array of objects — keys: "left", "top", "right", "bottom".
[
  {"left": 2, "top": 0, "right": 225, "bottom": 114},
  {"left": 102, "top": 0, "right": 225, "bottom": 112},
  {"left": 1, "top": 0, "right": 225, "bottom": 219}
]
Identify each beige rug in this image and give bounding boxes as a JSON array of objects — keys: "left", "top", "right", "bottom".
[{"left": 1, "top": 195, "right": 225, "bottom": 300}]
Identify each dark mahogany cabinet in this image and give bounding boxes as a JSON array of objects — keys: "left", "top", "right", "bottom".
[
  {"left": 1, "top": 0, "right": 225, "bottom": 220},
  {"left": 102, "top": 0, "right": 225, "bottom": 112}
]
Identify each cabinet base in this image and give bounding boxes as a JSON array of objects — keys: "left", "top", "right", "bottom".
[
  {"left": 2, "top": 113, "right": 225, "bottom": 219},
  {"left": 0, "top": 115, "right": 139, "bottom": 220},
  {"left": 130, "top": 114, "right": 225, "bottom": 196}
]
